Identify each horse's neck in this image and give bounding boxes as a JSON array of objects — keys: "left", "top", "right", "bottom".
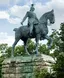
[{"left": 39, "top": 14, "right": 47, "bottom": 24}]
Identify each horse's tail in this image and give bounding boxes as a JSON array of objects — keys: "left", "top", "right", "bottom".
[{"left": 13, "top": 28, "right": 18, "bottom": 31}]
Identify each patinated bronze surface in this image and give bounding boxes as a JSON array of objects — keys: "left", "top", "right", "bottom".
[{"left": 11, "top": 4, "right": 55, "bottom": 57}]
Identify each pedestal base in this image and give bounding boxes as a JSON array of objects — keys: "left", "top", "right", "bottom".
[{"left": 2, "top": 55, "right": 44, "bottom": 78}]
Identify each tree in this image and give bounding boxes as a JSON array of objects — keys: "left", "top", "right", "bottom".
[
  {"left": 48, "top": 29, "right": 60, "bottom": 58},
  {"left": 53, "top": 52, "right": 64, "bottom": 78},
  {"left": 52, "top": 23, "right": 64, "bottom": 78},
  {"left": 0, "top": 56, "right": 4, "bottom": 78},
  {"left": 35, "top": 68, "right": 51, "bottom": 78},
  {"left": 5, "top": 46, "right": 12, "bottom": 57},
  {"left": 27, "top": 39, "right": 35, "bottom": 54},
  {"left": 59, "top": 23, "right": 64, "bottom": 52},
  {"left": 0, "top": 44, "right": 8, "bottom": 55},
  {"left": 0, "top": 44, "right": 7, "bottom": 78},
  {"left": 15, "top": 45, "right": 24, "bottom": 56},
  {"left": 39, "top": 44, "right": 50, "bottom": 55}
]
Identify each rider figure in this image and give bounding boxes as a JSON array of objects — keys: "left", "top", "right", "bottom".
[{"left": 21, "top": 4, "right": 39, "bottom": 36}]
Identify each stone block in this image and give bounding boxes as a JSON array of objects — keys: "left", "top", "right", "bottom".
[
  {"left": 2, "top": 67, "right": 9, "bottom": 74},
  {"left": 9, "top": 74, "right": 16, "bottom": 78},
  {"left": 9, "top": 67, "right": 16, "bottom": 74},
  {"left": 2, "top": 55, "right": 43, "bottom": 78},
  {"left": 2, "top": 74, "right": 9, "bottom": 78}
]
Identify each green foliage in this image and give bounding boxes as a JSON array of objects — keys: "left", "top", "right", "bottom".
[
  {"left": 35, "top": 68, "right": 54, "bottom": 78},
  {"left": 0, "top": 44, "right": 8, "bottom": 78},
  {"left": 5, "top": 46, "right": 24, "bottom": 57},
  {"left": 15, "top": 45, "right": 24, "bottom": 56},
  {"left": 39, "top": 44, "right": 50, "bottom": 55},
  {"left": 0, "top": 56, "right": 4, "bottom": 78},
  {"left": 35, "top": 68, "right": 48, "bottom": 78},
  {"left": 59, "top": 23, "right": 64, "bottom": 52},
  {"left": 50, "top": 29, "right": 60, "bottom": 50},
  {"left": 0, "top": 44, "right": 8, "bottom": 55},
  {"left": 47, "top": 29, "right": 60, "bottom": 58},
  {"left": 27, "top": 39, "right": 35, "bottom": 54},
  {"left": 52, "top": 23, "right": 64, "bottom": 78},
  {"left": 53, "top": 52, "right": 64, "bottom": 78},
  {"left": 60, "top": 23, "right": 64, "bottom": 41},
  {"left": 5, "top": 46, "right": 12, "bottom": 57}
]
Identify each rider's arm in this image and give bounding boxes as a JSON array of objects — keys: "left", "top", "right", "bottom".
[
  {"left": 35, "top": 17, "right": 39, "bottom": 22},
  {"left": 35, "top": 14, "right": 39, "bottom": 22},
  {"left": 21, "top": 12, "right": 28, "bottom": 24}
]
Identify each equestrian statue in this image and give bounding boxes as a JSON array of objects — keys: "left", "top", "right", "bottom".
[{"left": 11, "top": 4, "right": 55, "bottom": 57}]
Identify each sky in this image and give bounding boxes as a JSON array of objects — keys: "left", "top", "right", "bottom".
[{"left": 0, "top": 0, "right": 64, "bottom": 46}]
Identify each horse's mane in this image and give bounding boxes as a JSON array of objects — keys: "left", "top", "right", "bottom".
[{"left": 39, "top": 10, "right": 52, "bottom": 23}]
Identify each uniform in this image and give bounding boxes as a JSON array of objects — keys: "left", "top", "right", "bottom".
[{"left": 21, "top": 4, "right": 39, "bottom": 35}]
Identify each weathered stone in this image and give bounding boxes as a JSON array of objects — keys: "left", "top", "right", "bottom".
[
  {"left": 2, "top": 55, "right": 44, "bottom": 78},
  {"left": 16, "top": 74, "right": 22, "bottom": 78},
  {"left": 10, "top": 74, "right": 16, "bottom": 78},
  {"left": 16, "top": 67, "right": 21, "bottom": 74},
  {"left": 2, "top": 64, "right": 9, "bottom": 68},
  {"left": 2, "top": 67, "right": 9, "bottom": 74},
  {"left": 9, "top": 67, "right": 16, "bottom": 74},
  {"left": 2, "top": 74, "right": 9, "bottom": 78}
]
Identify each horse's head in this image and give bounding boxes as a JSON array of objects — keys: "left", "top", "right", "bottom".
[
  {"left": 39, "top": 9, "right": 55, "bottom": 25},
  {"left": 47, "top": 9, "right": 55, "bottom": 24}
]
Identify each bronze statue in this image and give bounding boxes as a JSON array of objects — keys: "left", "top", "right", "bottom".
[{"left": 11, "top": 6, "right": 55, "bottom": 57}]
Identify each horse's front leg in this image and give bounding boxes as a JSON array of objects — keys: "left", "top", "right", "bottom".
[
  {"left": 45, "top": 35, "right": 53, "bottom": 49},
  {"left": 35, "top": 34, "right": 40, "bottom": 55},
  {"left": 24, "top": 40, "right": 30, "bottom": 55}
]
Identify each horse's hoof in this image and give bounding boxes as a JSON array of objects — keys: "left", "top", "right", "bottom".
[
  {"left": 26, "top": 52, "right": 30, "bottom": 56},
  {"left": 36, "top": 54, "right": 39, "bottom": 56},
  {"left": 36, "top": 52, "right": 40, "bottom": 56},
  {"left": 11, "top": 55, "right": 14, "bottom": 58},
  {"left": 28, "top": 53, "right": 30, "bottom": 56}
]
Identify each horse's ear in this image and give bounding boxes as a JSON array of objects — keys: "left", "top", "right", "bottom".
[{"left": 51, "top": 9, "right": 54, "bottom": 12}]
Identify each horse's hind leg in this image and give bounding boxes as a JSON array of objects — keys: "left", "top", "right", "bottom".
[
  {"left": 24, "top": 40, "right": 30, "bottom": 55},
  {"left": 35, "top": 39, "right": 39, "bottom": 55},
  {"left": 35, "top": 34, "right": 40, "bottom": 55},
  {"left": 45, "top": 35, "right": 53, "bottom": 49},
  {"left": 11, "top": 38, "right": 20, "bottom": 57}
]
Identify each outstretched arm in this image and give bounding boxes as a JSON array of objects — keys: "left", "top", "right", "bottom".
[{"left": 21, "top": 12, "right": 28, "bottom": 24}]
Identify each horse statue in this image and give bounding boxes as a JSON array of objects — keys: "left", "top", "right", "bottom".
[{"left": 11, "top": 9, "right": 55, "bottom": 57}]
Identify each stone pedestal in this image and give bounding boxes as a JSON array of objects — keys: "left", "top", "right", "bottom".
[{"left": 2, "top": 55, "right": 44, "bottom": 78}]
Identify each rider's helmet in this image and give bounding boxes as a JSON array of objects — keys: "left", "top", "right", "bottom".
[{"left": 30, "top": 4, "right": 35, "bottom": 11}]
